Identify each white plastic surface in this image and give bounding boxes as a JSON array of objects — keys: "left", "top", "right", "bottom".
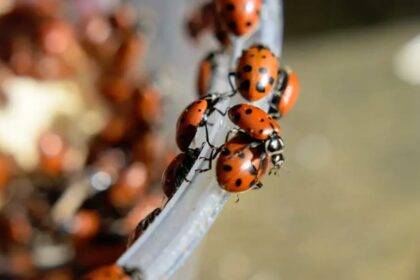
[{"left": 117, "top": 1, "right": 284, "bottom": 279}]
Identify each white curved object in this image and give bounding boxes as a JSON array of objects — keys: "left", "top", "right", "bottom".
[{"left": 117, "top": 1, "right": 284, "bottom": 278}]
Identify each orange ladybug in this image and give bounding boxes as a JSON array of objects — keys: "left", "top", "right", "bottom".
[
  {"left": 135, "top": 85, "right": 163, "bottom": 127},
  {"left": 82, "top": 264, "right": 138, "bottom": 280},
  {"left": 176, "top": 94, "right": 226, "bottom": 151},
  {"left": 215, "top": 0, "right": 262, "bottom": 37},
  {"left": 162, "top": 149, "right": 200, "bottom": 199},
  {"left": 230, "top": 44, "right": 279, "bottom": 101},
  {"left": 108, "top": 162, "right": 149, "bottom": 209},
  {"left": 185, "top": 1, "right": 215, "bottom": 40},
  {"left": 197, "top": 52, "right": 218, "bottom": 97},
  {"left": 228, "top": 104, "right": 285, "bottom": 171},
  {"left": 269, "top": 69, "right": 300, "bottom": 118},
  {"left": 216, "top": 133, "right": 269, "bottom": 192},
  {"left": 38, "top": 132, "right": 67, "bottom": 177},
  {"left": 127, "top": 207, "right": 161, "bottom": 247}
]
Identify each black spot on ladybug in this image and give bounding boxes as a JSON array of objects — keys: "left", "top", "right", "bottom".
[
  {"left": 259, "top": 129, "right": 264, "bottom": 134},
  {"left": 240, "top": 80, "right": 250, "bottom": 91},
  {"left": 226, "top": 3, "right": 235, "bottom": 11},
  {"left": 222, "top": 164, "right": 233, "bottom": 172},
  {"left": 243, "top": 65, "right": 252, "bottom": 72},
  {"left": 246, "top": 21, "right": 252, "bottom": 27},
  {"left": 221, "top": 148, "right": 231, "bottom": 156},
  {"left": 198, "top": 109, "right": 202, "bottom": 112},
  {"left": 256, "top": 82, "right": 266, "bottom": 93},
  {"left": 262, "top": 55, "right": 266, "bottom": 59},
  {"left": 260, "top": 118, "right": 265, "bottom": 122},
  {"left": 245, "top": 108, "right": 252, "bottom": 114},
  {"left": 232, "top": 113, "right": 241, "bottom": 123},
  {"left": 259, "top": 67, "right": 268, "bottom": 74},
  {"left": 235, "top": 179, "right": 242, "bottom": 187},
  {"left": 228, "top": 21, "right": 237, "bottom": 31},
  {"left": 269, "top": 77, "right": 275, "bottom": 85}
]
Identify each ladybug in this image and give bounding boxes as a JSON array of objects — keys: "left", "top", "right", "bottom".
[
  {"left": 229, "top": 44, "right": 279, "bottom": 101},
  {"left": 127, "top": 207, "right": 161, "bottom": 247},
  {"left": 215, "top": 0, "right": 263, "bottom": 37},
  {"left": 268, "top": 68, "right": 300, "bottom": 118},
  {"left": 176, "top": 94, "right": 226, "bottom": 152},
  {"left": 216, "top": 133, "right": 269, "bottom": 192},
  {"left": 197, "top": 51, "right": 219, "bottom": 98},
  {"left": 162, "top": 148, "right": 200, "bottom": 199},
  {"left": 228, "top": 103, "right": 285, "bottom": 171},
  {"left": 82, "top": 264, "right": 140, "bottom": 280},
  {"left": 185, "top": 1, "right": 215, "bottom": 40}
]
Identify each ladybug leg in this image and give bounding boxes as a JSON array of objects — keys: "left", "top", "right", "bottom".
[
  {"left": 213, "top": 107, "right": 228, "bottom": 116},
  {"left": 235, "top": 194, "right": 240, "bottom": 203},
  {"left": 277, "top": 68, "right": 288, "bottom": 92},
  {"left": 196, "top": 147, "right": 221, "bottom": 173},
  {"left": 227, "top": 72, "right": 237, "bottom": 97},
  {"left": 204, "top": 122, "right": 216, "bottom": 148}
]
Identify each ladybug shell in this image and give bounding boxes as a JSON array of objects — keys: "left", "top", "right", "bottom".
[
  {"left": 278, "top": 70, "right": 300, "bottom": 117},
  {"left": 216, "top": 134, "right": 269, "bottom": 192},
  {"left": 127, "top": 208, "right": 161, "bottom": 247},
  {"left": 176, "top": 99, "right": 208, "bottom": 151},
  {"left": 236, "top": 44, "right": 279, "bottom": 101},
  {"left": 197, "top": 53, "right": 216, "bottom": 97},
  {"left": 162, "top": 153, "right": 185, "bottom": 198},
  {"left": 82, "top": 264, "right": 131, "bottom": 280},
  {"left": 229, "top": 104, "right": 281, "bottom": 140},
  {"left": 215, "top": 0, "right": 262, "bottom": 36}
]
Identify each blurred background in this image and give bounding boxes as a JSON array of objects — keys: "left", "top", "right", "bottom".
[
  {"left": 1, "top": 0, "right": 420, "bottom": 279},
  {"left": 198, "top": 1, "right": 420, "bottom": 280}
]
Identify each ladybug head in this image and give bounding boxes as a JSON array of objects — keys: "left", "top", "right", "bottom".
[
  {"left": 270, "top": 153, "right": 285, "bottom": 170},
  {"left": 265, "top": 136, "right": 284, "bottom": 155}
]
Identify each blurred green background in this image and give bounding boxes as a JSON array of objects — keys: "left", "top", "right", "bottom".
[{"left": 197, "top": 2, "right": 420, "bottom": 279}]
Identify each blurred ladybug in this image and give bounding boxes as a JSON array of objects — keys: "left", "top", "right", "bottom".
[
  {"left": 268, "top": 68, "right": 300, "bottom": 118},
  {"left": 185, "top": 1, "right": 215, "bottom": 40},
  {"left": 229, "top": 44, "right": 279, "bottom": 101},
  {"left": 82, "top": 264, "right": 140, "bottom": 280},
  {"left": 108, "top": 162, "right": 149, "bottom": 210},
  {"left": 176, "top": 93, "right": 227, "bottom": 152},
  {"left": 162, "top": 148, "right": 200, "bottom": 199},
  {"left": 215, "top": 0, "right": 262, "bottom": 37},
  {"left": 216, "top": 133, "right": 269, "bottom": 192},
  {"left": 127, "top": 207, "right": 161, "bottom": 247},
  {"left": 134, "top": 84, "right": 163, "bottom": 127},
  {"left": 65, "top": 210, "right": 100, "bottom": 241},
  {"left": 0, "top": 153, "right": 16, "bottom": 192},
  {"left": 196, "top": 51, "right": 219, "bottom": 98},
  {"left": 228, "top": 104, "right": 285, "bottom": 172},
  {"left": 38, "top": 132, "right": 68, "bottom": 177}
]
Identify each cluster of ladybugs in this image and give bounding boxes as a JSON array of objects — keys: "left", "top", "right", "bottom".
[{"left": 84, "top": 0, "right": 299, "bottom": 278}]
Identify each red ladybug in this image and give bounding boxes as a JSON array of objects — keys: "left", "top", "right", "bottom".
[
  {"left": 230, "top": 44, "right": 279, "bottom": 101},
  {"left": 269, "top": 68, "right": 300, "bottom": 118},
  {"left": 215, "top": 0, "right": 262, "bottom": 37},
  {"left": 228, "top": 104, "right": 285, "bottom": 171},
  {"left": 176, "top": 94, "right": 226, "bottom": 151},
  {"left": 197, "top": 51, "right": 218, "bottom": 98},
  {"left": 127, "top": 208, "right": 161, "bottom": 247},
  {"left": 162, "top": 148, "right": 201, "bottom": 199},
  {"left": 216, "top": 133, "right": 269, "bottom": 192}
]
